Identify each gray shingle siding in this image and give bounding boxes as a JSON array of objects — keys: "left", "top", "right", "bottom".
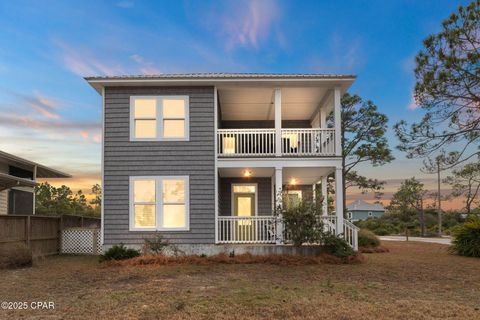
[{"left": 103, "top": 86, "right": 215, "bottom": 245}]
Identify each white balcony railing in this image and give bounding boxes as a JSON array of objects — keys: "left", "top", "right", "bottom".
[
  {"left": 216, "top": 128, "right": 335, "bottom": 157},
  {"left": 217, "top": 129, "right": 276, "bottom": 157},
  {"left": 281, "top": 128, "right": 335, "bottom": 156}
]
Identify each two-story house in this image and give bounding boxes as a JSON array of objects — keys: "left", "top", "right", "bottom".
[{"left": 86, "top": 73, "right": 359, "bottom": 254}]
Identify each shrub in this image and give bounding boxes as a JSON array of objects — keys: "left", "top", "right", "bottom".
[
  {"left": 276, "top": 196, "right": 323, "bottom": 246},
  {"left": 0, "top": 243, "right": 33, "bottom": 269},
  {"left": 373, "top": 227, "right": 389, "bottom": 236},
  {"left": 449, "top": 216, "right": 480, "bottom": 258},
  {"left": 100, "top": 244, "right": 140, "bottom": 262},
  {"left": 321, "top": 233, "right": 355, "bottom": 258},
  {"left": 143, "top": 233, "right": 169, "bottom": 255},
  {"left": 358, "top": 229, "right": 380, "bottom": 247}
]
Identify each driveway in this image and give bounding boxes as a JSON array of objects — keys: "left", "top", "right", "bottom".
[{"left": 379, "top": 235, "right": 452, "bottom": 245}]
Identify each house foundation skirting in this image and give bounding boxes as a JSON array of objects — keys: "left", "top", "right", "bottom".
[{"left": 103, "top": 243, "right": 326, "bottom": 256}]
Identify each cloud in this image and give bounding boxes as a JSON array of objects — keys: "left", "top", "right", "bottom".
[
  {"left": 55, "top": 41, "right": 125, "bottom": 77},
  {"left": 218, "top": 0, "right": 281, "bottom": 50},
  {"left": 130, "top": 54, "right": 161, "bottom": 74},
  {"left": 0, "top": 114, "right": 100, "bottom": 131},
  {"left": 308, "top": 34, "right": 364, "bottom": 74},
  {"left": 407, "top": 93, "right": 419, "bottom": 110}
]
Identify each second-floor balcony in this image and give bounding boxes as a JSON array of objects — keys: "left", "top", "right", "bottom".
[{"left": 217, "top": 128, "right": 336, "bottom": 157}]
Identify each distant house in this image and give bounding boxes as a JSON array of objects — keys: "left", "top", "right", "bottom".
[
  {"left": 346, "top": 200, "right": 385, "bottom": 221},
  {"left": 0, "top": 150, "right": 70, "bottom": 215}
]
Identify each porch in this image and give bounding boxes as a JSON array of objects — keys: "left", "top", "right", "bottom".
[{"left": 215, "top": 164, "right": 358, "bottom": 250}]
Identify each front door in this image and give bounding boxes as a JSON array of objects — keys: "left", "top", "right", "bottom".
[{"left": 232, "top": 184, "right": 256, "bottom": 241}]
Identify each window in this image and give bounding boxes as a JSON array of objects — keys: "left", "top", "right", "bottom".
[
  {"left": 347, "top": 212, "right": 352, "bottom": 219},
  {"left": 368, "top": 211, "right": 373, "bottom": 217},
  {"left": 130, "top": 96, "right": 189, "bottom": 141},
  {"left": 130, "top": 176, "right": 189, "bottom": 231}
]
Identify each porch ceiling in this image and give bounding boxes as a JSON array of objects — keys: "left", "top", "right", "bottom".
[
  {"left": 218, "top": 167, "right": 333, "bottom": 185},
  {"left": 218, "top": 87, "right": 333, "bottom": 121}
]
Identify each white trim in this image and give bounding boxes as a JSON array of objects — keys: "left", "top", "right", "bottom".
[
  {"left": 334, "top": 167, "right": 344, "bottom": 234},
  {"left": 334, "top": 87, "right": 342, "bottom": 156},
  {"left": 231, "top": 183, "right": 258, "bottom": 217},
  {"left": 218, "top": 158, "right": 342, "bottom": 168},
  {"left": 129, "top": 176, "right": 190, "bottom": 232},
  {"left": 214, "top": 86, "right": 219, "bottom": 244},
  {"left": 101, "top": 87, "right": 105, "bottom": 245},
  {"left": 129, "top": 95, "right": 190, "bottom": 142}
]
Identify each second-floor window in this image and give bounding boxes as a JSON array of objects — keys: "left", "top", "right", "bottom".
[{"left": 130, "top": 96, "right": 189, "bottom": 141}]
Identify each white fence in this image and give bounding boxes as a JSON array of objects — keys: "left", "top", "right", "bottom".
[
  {"left": 216, "top": 128, "right": 336, "bottom": 157},
  {"left": 61, "top": 228, "right": 101, "bottom": 255}
]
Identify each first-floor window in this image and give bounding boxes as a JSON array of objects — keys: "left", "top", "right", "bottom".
[{"left": 130, "top": 176, "right": 189, "bottom": 231}]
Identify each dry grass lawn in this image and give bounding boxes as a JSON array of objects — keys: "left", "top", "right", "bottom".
[{"left": 0, "top": 241, "right": 479, "bottom": 320}]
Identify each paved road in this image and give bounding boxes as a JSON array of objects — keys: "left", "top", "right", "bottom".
[{"left": 379, "top": 235, "right": 452, "bottom": 245}]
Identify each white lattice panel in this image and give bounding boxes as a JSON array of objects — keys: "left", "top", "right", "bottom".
[{"left": 61, "top": 228, "right": 101, "bottom": 255}]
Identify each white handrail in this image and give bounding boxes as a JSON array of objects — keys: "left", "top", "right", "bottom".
[
  {"left": 217, "top": 129, "right": 276, "bottom": 157},
  {"left": 343, "top": 220, "right": 359, "bottom": 251},
  {"left": 217, "top": 216, "right": 277, "bottom": 244},
  {"left": 281, "top": 128, "right": 335, "bottom": 156}
]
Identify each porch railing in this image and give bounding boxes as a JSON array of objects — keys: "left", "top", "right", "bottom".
[
  {"left": 281, "top": 128, "right": 335, "bottom": 156},
  {"left": 216, "top": 128, "right": 336, "bottom": 157},
  {"left": 217, "top": 215, "right": 359, "bottom": 250},
  {"left": 217, "top": 216, "right": 277, "bottom": 244},
  {"left": 217, "top": 129, "right": 276, "bottom": 157}
]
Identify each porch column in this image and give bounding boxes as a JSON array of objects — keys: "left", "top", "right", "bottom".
[
  {"left": 275, "top": 88, "right": 282, "bottom": 157},
  {"left": 275, "top": 166, "right": 283, "bottom": 244},
  {"left": 321, "top": 176, "right": 328, "bottom": 217},
  {"left": 335, "top": 167, "right": 344, "bottom": 234},
  {"left": 334, "top": 87, "right": 342, "bottom": 156}
]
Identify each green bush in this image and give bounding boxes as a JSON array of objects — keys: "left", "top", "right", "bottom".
[
  {"left": 373, "top": 227, "right": 389, "bottom": 236},
  {"left": 0, "top": 243, "right": 33, "bottom": 269},
  {"left": 358, "top": 229, "right": 380, "bottom": 247},
  {"left": 450, "top": 216, "right": 480, "bottom": 258},
  {"left": 100, "top": 244, "right": 140, "bottom": 262},
  {"left": 277, "top": 197, "right": 323, "bottom": 246},
  {"left": 322, "top": 233, "right": 354, "bottom": 258}
]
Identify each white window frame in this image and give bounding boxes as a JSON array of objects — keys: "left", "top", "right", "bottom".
[
  {"left": 130, "top": 95, "right": 190, "bottom": 141},
  {"left": 129, "top": 176, "right": 190, "bottom": 231},
  {"left": 231, "top": 183, "right": 258, "bottom": 216},
  {"left": 368, "top": 211, "right": 373, "bottom": 217}
]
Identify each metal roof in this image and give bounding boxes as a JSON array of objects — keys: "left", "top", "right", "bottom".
[
  {"left": 0, "top": 150, "right": 71, "bottom": 179},
  {"left": 347, "top": 200, "right": 384, "bottom": 212},
  {"left": 85, "top": 72, "right": 356, "bottom": 81}
]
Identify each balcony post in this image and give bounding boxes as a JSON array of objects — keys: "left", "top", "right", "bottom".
[
  {"left": 334, "top": 87, "right": 342, "bottom": 156},
  {"left": 275, "top": 166, "right": 283, "bottom": 244},
  {"left": 321, "top": 176, "right": 328, "bottom": 217},
  {"left": 335, "top": 166, "right": 344, "bottom": 235},
  {"left": 275, "top": 88, "right": 282, "bottom": 157}
]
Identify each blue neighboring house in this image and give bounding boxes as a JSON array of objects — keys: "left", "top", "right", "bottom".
[{"left": 346, "top": 200, "right": 385, "bottom": 221}]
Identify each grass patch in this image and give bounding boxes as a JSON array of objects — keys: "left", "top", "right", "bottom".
[{"left": 0, "top": 242, "right": 479, "bottom": 319}]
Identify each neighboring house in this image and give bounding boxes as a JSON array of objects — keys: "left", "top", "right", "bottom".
[
  {"left": 86, "top": 73, "right": 359, "bottom": 253},
  {"left": 0, "top": 150, "right": 70, "bottom": 215},
  {"left": 347, "top": 199, "right": 385, "bottom": 221}
]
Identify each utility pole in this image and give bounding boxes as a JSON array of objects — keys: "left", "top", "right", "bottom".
[{"left": 437, "top": 158, "right": 442, "bottom": 236}]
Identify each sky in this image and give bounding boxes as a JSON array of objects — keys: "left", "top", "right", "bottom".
[{"left": 0, "top": 0, "right": 473, "bottom": 210}]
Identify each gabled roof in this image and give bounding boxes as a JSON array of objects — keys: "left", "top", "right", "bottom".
[
  {"left": 85, "top": 72, "right": 356, "bottom": 94},
  {"left": 347, "top": 200, "right": 384, "bottom": 212},
  {"left": 0, "top": 150, "right": 71, "bottom": 178}
]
